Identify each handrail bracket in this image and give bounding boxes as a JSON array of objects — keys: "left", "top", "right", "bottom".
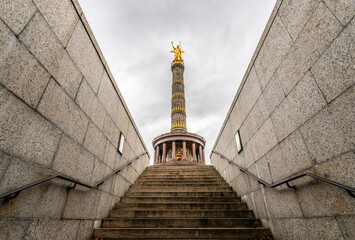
[
  {"left": 286, "top": 182, "right": 296, "bottom": 190},
  {"left": 3, "top": 191, "right": 21, "bottom": 202}
]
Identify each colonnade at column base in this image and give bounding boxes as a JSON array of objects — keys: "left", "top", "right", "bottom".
[
  {"left": 155, "top": 160, "right": 205, "bottom": 166},
  {"left": 152, "top": 132, "right": 206, "bottom": 166}
]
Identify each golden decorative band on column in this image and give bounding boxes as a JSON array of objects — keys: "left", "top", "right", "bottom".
[
  {"left": 172, "top": 92, "right": 185, "bottom": 98},
  {"left": 170, "top": 123, "right": 187, "bottom": 130},
  {"left": 172, "top": 79, "right": 184, "bottom": 84},
  {"left": 171, "top": 107, "right": 186, "bottom": 114}
]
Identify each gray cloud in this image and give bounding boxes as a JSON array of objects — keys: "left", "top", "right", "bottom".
[{"left": 78, "top": 0, "right": 276, "bottom": 164}]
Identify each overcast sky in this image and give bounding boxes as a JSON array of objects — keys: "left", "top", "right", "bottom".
[{"left": 78, "top": 0, "right": 276, "bottom": 165}]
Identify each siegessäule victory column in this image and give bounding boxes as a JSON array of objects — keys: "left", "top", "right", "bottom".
[{"left": 152, "top": 42, "right": 206, "bottom": 165}]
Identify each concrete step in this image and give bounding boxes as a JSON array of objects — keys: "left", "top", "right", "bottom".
[
  {"left": 115, "top": 202, "right": 247, "bottom": 210},
  {"left": 110, "top": 209, "right": 255, "bottom": 218},
  {"left": 134, "top": 181, "right": 226, "bottom": 186},
  {"left": 129, "top": 187, "right": 233, "bottom": 192},
  {"left": 125, "top": 191, "right": 238, "bottom": 197},
  {"left": 137, "top": 176, "right": 223, "bottom": 180},
  {"left": 144, "top": 167, "right": 215, "bottom": 170},
  {"left": 140, "top": 174, "right": 221, "bottom": 178},
  {"left": 94, "top": 227, "right": 272, "bottom": 239},
  {"left": 101, "top": 217, "right": 262, "bottom": 228},
  {"left": 142, "top": 171, "right": 218, "bottom": 175},
  {"left": 143, "top": 169, "right": 216, "bottom": 172},
  {"left": 142, "top": 170, "right": 219, "bottom": 173},
  {"left": 121, "top": 196, "right": 241, "bottom": 203},
  {"left": 146, "top": 165, "right": 215, "bottom": 168},
  {"left": 94, "top": 166, "right": 272, "bottom": 239},
  {"left": 134, "top": 183, "right": 229, "bottom": 187},
  {"left": 137, "top": 178, "right": 223, "bottom": 182},
  {"left": 136, "top": 179, "right": 225, "bottom": 183}
]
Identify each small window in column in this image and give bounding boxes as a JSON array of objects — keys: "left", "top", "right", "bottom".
[
  {"left": 235, "top": 130, "right": 243, "bottom": 153},
  {"left": 117, "top": 132, "right": 125, "bottom": 154}
]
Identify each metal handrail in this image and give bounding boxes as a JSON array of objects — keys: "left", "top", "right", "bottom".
[
  {"left": 0, "top": 152, "right": 148, "bottom": 201},
  {"left": 211, "top": 151, "right": 355, "bottom": 198}
]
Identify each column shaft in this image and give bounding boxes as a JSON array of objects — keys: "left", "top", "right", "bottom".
[
  {"left": 162, "top": 143, "right": 167, "bottom": 163},
  {"left": 199, "top": 145, "right": 203, "bottom": 163},
  {"left": 192, "top": 143, "right": 197, "bottom": 161},
  {"left": 172, "top": 141, "right": 176, "bottom": 160},
  {"left": 154, "top": 147, "right": 157, "bottom": 164},
  {"left": 156, "top": 145, "right": 160, "bottom": 164},
  {"left": 202, "top": 147, "right": 205, "bottom": 164},
  {"left": 183, "top": 141, "right": 187, "bottom": 160}
]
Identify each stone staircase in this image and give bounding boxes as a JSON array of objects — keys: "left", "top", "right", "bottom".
[{"left": 94, "top": 165, "right": 272, "bottom": 239}]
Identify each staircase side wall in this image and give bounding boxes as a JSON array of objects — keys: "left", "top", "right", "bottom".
[
  {"left": 0, "top": 0, "right": 150, "bottom": 239},
  {"left": 211, "top": 0, "right": 354, "bottom": 239}
]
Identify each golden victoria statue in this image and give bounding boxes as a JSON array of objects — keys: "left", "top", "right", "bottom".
[{"left": 170, "top": 41, "right": 185, "bottom": 63}]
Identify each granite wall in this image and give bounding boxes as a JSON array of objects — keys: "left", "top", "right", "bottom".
[
  {"left": 210, "top": 0, "right": 354, "bottom": 239},
  {"left": 0, "top": 0, "right": 150, "bottom": 239}
]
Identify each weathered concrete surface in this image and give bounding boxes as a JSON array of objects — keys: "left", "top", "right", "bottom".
[
  {"left": 94, "top": 166, "right": 273, "bottom": 239},
  {"left": 211, "top": 0, "right": 355, "bottom": 239},
  {"left": 0, "top": 0, "right": 149, "bottom": 239}
]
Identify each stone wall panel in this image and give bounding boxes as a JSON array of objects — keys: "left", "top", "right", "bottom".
[
  {"left": 24, "top": 219, "right": 80, "bottom": 240},
  {"left": 0, "top": 218, "right": 31, "bottom": 240},
  {"left": 248, "top": 118, "right": 278, "bottom": 162},
  {"left": 323, "top": 0, "right": 355, "bottom": 26},
  {"left": 52, "top": 134, "right": 95, "bottom": 183},
  {"left": 251, "top": 189, "right": 268, "bottom": 219},
  {"left": 300, "top": 85, "right": 354, "bottom": 163},
  {"left": 277, "top": 2, "right": 342, "bottom": 95},
  {"left": 0, "top": 0, "right": 36, "bottom": 35},
  {"left": 83, "top": 122, "right": 107, "bottom": 160},
  {"left": 0, "top": 85, "right": 62, "bottom": 167},
  {"left": 96, "top": 192, "right": 116, "bottom": 219},
  {"left": 278, "top": 0, "right": 321, "bottom": 40},
  {"left": 230, "top": 174, "right": 251, "bottom": 197},
  {"left": 255, "top": 156, "right": 273, "bottom": 184},
  {"left": 0, "top": 154, "right": 51, "bottom": 195},
  {"left": 311, "top": 17, "right": 355, "bottom": 102},
  {"left": 229, "top": 100, "right": 244, "bottom": 133},
  {"left": 103, "top": 142, "right": 117, "bottom": 170},
  {"left": 249, "top": 95, "right": 269, "bottom": 131},
  {"left": 66, "top": 21, "right": 104, "bottom": 93},
  {"left": 262, "top": 73, "right": 285, "bottom": 115},
  {"left": 0, "top": 151, "right": 11, "bottom": 182},
  {"left": 0, "top": 19, "right": 51, "bottom": 108},
  {"left": 112, "top": 174, "right": 128, "bottom": 197},
  {"left": 254, "top": 15, "right": 293, "bottom": 90},
  {"left": 239, "top": 110, "right": 258, "bottom": 145},
  {"left": 0, "top": 179, "right": 68, "bottom": 219},
  {"left": 97, "top": 72, "right": 120, "bottom": 121},
  {"left": 296, "top": 181, "right": 355, "bottom": 217},
  {"left": 262, "top": 186, "right": 303, "bottom": 218},
  {"left": 238, "top": 67, "right": 262, "bottom": 117},
  {"left": 271, "top": 72, "right": 327, "bottom": 141},
  {"left": 76, "top": 79, "right": 106, "bottom": 130},
  {"left": 33, "top": 0, "right": 79, "bottom": 46},
  {"left": 316, "top": 151, "right": 355, "bottom": 187},
  {"left": 37, "top": 79, "right": 89, "bottom": 144},
  {"left": 304, "top": 217, "right": 344, "bottom": 239},
  {"left": 19, "top": 12, "right": 82, "bottom": 99},
  {"left": 336, "top": 215, "right": 355, "bottom": 240},
  {"left": 246, "top": 164, "right": 260, "bottom": 192},
  {"left": 103, "top": 112, "right": 120, "bottom": 146},
  {"left": 90, "top": 158, "right": 107, "bottom": 186},
  {"left": 77, "top": 220, "right": 95, "bottom": 240},
  {"left": 63, "top": 186, "right": 101, "bottom": 219},
  {"left": 264, "top": 129, "right": 313, "bottom": 182}
]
